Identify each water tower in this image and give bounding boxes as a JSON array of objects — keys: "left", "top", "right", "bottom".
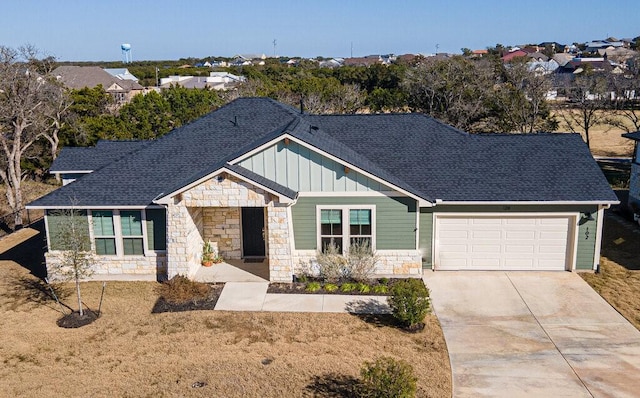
[{"left": 121, "top": 43, "right": 132, "bottom": 63}]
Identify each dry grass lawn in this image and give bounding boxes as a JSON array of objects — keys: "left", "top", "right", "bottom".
[
  {"left": 551, "top": 110, "right": 635, "bottom": 158},
  {"left": 581, "top": 214, "right": 640, "bottom": 330},
  {"left": 0, "top": 261, "right": 451, "bottom": 397}
]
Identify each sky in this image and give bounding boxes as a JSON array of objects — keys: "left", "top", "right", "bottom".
[{"left": 1, "top": 1, "right": 638, "bottom": 62}]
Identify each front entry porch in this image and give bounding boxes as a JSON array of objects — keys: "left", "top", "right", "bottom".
[{"left": 193, "top": 259, "right": 269, "bottom": 282}]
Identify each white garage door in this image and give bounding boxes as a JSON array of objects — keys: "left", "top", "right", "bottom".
[{"left": 436, "top": 216, "right": 573, "bottom": 271}]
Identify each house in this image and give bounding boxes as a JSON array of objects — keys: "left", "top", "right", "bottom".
[
  {"left": 104, "top": 68, "right": 140, "bottom": 83},
  {"left": 27, "top": 98, "right": 617, "bottom": 282},
  {"left": 623, "top": 131, "right": 640, "bottom": 220},
  {"left": 53, "top": 66, "right": 144, "bottom": 105},
  {"left": 159, "top": 72, "right": 245, "bottom": 90}
]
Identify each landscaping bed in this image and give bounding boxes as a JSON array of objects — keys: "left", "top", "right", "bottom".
[
  {"left": 268, "top": 278, "right": 411, "bottom": 295},
  {"left": 152, "top": 275, "right": 224, "bottom": 313}
]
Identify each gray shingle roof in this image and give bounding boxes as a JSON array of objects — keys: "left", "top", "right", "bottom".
[
  {"left": 53, "top": 66, "right": 143, "bottom": 91},
  {"left": 29, "top": 98, "right": 617, "bottom": 208},
  {"left": 50, "top": 140, "right": 149, "bottom": 172}
]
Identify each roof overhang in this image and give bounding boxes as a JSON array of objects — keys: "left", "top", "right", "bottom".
[
  {"left": 153, "top": 165, "right": 296, "bottom": 205},
  {"left": 49, "top": 170, "right": 93, "bottom": 174},
  {"left": 229, "top": 133, "right": 434, "bottom": 207},
  {"left": 26, "top": 204, "right": 165, "bottom": 210}
]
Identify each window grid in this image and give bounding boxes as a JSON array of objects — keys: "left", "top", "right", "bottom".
[{"left": 317, "top": 206, "right": 375, "bottom": 254}]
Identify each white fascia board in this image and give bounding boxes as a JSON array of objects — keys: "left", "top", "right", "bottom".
[
  {"left": 26, "top": 205, "right": 164, "bottom": 210},
  {"left": 229, "top": 133, "right": 433, "bottom": 207},
  {"left": 153, "top": 167, "right": 294, "bottom": 205},
  {"left": 434, "top": 199, "right": 620, "bottom": 206},
  {"left": 49, "top": 170, "right": 93, "bottom": 174}
]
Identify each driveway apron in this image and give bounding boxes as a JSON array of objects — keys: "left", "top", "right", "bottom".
[{"left": 424, "top": 271, "right": 640, "bottom": 398}]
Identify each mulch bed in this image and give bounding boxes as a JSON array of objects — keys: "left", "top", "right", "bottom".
[
  {"left": 57, "top": 310, "right": 99, "bottom": 328},
  {"left": 152, "top": 284, "right": 224, "bottom": 313},
  {"left": 267, "top": 278, "right": 410, "bottom": 296}
]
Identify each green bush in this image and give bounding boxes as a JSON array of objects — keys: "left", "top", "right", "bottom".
[
  {"left": 373, "top": 284, "right": 389, "bottom": 294},
  {"left": 356, "top": 282, "right": 371, "bottom": 294},
  {"left": 387, "top": 279, "right": 430, "bottom": 328},
  {"left": 359, "top": 356, "right": 417, "bottom": 398},
  {"left": 340, "top": 282, "right": 357, "bottom": 292},
  {"left": 305, "top": 282, "right": 322, "bottom": 292},
  {"left": 324, "top": 283, "right": 339, "bottom": 292}
]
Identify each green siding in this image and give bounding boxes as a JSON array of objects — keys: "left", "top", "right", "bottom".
[
  {"left": 576, "top": 215, "right": 598, "bottom": 270},
  {"left": 239, "top": 140, "right": 387, "bottom": 193},
  {"left": 291, "top": 196, "right": 417, "bottom": 250},
  {"left": 418, "top": 211, "right": 433, "bottom": 268},
  {"left": 46, "top": 210, "right": 90, "bottom": 251}
]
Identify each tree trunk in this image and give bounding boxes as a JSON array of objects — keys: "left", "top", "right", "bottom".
[{"left": 76, "top": 278, "right": 83, "bottom": 316}]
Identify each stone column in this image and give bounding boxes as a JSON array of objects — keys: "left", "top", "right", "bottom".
[{"left": 267, "top": 204, "right": 293, "bottom": 282}]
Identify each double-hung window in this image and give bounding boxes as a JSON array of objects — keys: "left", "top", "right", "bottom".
[
  {"left": 92, "top": 210, "right": 116, "bottom": 255},
  {"left": 120, "top": 210, "right": 144, "bottom": 255},
  {"left": 318, "top": 206, "right": 374, "bottom": 253}
]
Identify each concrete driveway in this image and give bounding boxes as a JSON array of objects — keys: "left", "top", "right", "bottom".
[{"left": 423, "top": 272, "right": 640, "bottom": 398}]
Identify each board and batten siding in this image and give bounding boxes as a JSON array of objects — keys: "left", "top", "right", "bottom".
[
  {"left": 291, "top": 196, "right": 417, "bottom": 250},
  {"left": 238, "top": 140, "right": 388, "bottom": 192},
  {"left": 422, "top": 204, "right": 599, "bottom": 270}
]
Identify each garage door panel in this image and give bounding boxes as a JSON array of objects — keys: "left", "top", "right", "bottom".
[{"left": 437, "top": 215, "right": 572, "bottom": 271}]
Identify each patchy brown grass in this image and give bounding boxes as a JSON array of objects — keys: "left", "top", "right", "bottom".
[
  {"left": 581, "top": 214, "right": 640, "bottom": 330},
  {"left": 0, "top": 261, "right": 451, "bottom": 397},
  {"left": 0, "top": 180, "right": 58, "bottom": 215},
  {"left": 551, "top": 109, "right": 635, "bottom": 157}
]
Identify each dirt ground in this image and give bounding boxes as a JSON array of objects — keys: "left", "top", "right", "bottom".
[
  {"left": 581, "top": 212, "right": 640, "bottom": 330},
  {"left": 0, "top": 262, "right": 451, "bottom": 397}
]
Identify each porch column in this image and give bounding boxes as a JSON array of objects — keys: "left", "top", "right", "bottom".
[
  {"left": 166, "top": 199, "right": 203, "bottom": 278},
  {"left": 267, "top": 204, "right": 293, "bottom": 282}
]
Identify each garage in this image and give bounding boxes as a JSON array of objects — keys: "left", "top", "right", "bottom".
[{"left": 435, "top": 215, "right": 576, "bottom": 271}]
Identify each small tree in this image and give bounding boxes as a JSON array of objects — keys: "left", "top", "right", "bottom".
[{"left": 50, "top": 207, "right": 94, "bottom": 316}]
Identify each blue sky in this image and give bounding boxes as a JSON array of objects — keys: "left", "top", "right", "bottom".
[{"left": 2, "top": 1, "right": 637, "bottom": 61}]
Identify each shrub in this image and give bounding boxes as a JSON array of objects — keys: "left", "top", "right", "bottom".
[
  {"left": 340, "top": 282, "right": 357, "bottom": 292},
  {"left": 305, "top": 282, "right": 322, "bottom": 292},
  {"left": 356, "top": 282, "right": 371, "bottom": 294},
  {"left": 373, "top": 284, "right": 389, "bottom": 294},
  {"left": 316, "top": 242, "right": 347, "bottom": 283},
  {"left": 324, "top": 283, "right": 339, "bottom": 292},
  {"left": 379, "top": 277, "right": 389, "bottom": 285},
  {"left": 359, "top": 356, "right": 417, "bottom": 398},
  {"left": 346, "top": 239, "right": 378, "bottom": 282},
  {"left": 387, "top": 279, "right": 430, "bottom": 328},
  {"left": 155, "top": 275, "right": 210, "bottom": 304}
]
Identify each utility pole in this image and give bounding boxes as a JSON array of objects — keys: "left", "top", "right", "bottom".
[{"left": 273, "top": 39, "right": 277, "bottom": 58}]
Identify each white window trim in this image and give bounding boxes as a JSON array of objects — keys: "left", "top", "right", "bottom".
[
  {"left": 89, "top": 209, "right": 167, "bottom": 257},
  {"left": 316, "top": 205, "right": 376, "bottom": 253}
]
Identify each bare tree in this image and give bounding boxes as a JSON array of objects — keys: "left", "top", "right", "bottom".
[
  {"left": 557, "top": 70, "right": 611, "bottom": 149},
  {"left": 49, "top": 206, "right": 94, "bottom": 316},
  {"left": 606, "top": 56, "right": 640, "bottom": 132},
  {"left": 492, "top": 59, "right": 557, "bottom": 133},
  {"left": 0, "top": 45, "right": 65, "bottom": 225},
  {"left": 402, "top": 56, "right": 496, "bottom": 132}
]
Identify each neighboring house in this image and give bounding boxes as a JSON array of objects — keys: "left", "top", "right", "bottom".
[
  {"left": 159, "top": 72, "right": 245, "bottom": 90},
  {"left": 28, "top": 98, "right": 617, "bottom": 282},
  {"left": 53, "top": 66, "right": 144, "bottom": 105},
  {"left": 319, "top": 58, "right": 344, "bottom": 68},
  {"left": 528, "top": 59, "right": 559, "bottom": 75},
  {"left": 50, "top": 140, "right": 149, "bottom": 185},
  {"left": 104, "top": 68, "right": 140, "bottom": 82},
  {"left": 343, "top": 57, "right": 383, "bottom": 67},
  {"left": 623, "top": 131, "right": 640, "bottom": 219}
]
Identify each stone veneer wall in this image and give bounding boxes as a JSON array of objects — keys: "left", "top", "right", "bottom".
[
  {"left": 166, "top": 173, "right": 296, "bottom": 281},
  {"left": 45, "top": 252, "right": 167, "bottom": 281},
  {"left": 167, "top": 200, "right": 203, "bottom": 278},
  {"left": 267, "top": 205, "right": 292, "bottom": 282},
  {"left": 630, "top": 164, "right": 640, "bottom": 211},
  {"left": 292, "top": 249, "right": 422, "bottom": 277},
  {"left": 202, "top": 207, "right": 241, "bottom": 259}
]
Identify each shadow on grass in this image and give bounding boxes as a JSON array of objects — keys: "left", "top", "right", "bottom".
[
  {"left": 6, "top": 273, "right": 73, "bottom": 313},
  {"left": 601, "top": 210, "right": 640, "bottom": 271},
  {"left": 0, "top": 219, "right": 47, "bottom": 279},
  {"left": 305, "top": 373, "right": 362, "bottom": 397}
]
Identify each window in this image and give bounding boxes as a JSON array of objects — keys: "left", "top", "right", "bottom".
[
  {"left": 145, "top": 209, "right": 167, "bottom": 251},
  {"left": 320, "top": 209, "right": 343, "bottom": 252},
  {"left": 120, "top": 210, "right": 144, "bottom": 255},
  {"left": 92, "top": 211, "right": 116, "bottom": 255},
  {"left": 318, "top": 206, "right": 375, "bottom": 253}
]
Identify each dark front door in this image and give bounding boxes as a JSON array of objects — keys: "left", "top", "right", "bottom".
[{"left": 241, "top": 207, "right": 265, "bottom": 257}]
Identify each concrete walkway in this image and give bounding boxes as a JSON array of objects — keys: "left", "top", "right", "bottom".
[
  {"left": 214, "top": 282, "right": 391, "bottom": 314},
  {"left": 424, "top": 271, "right": 640, "bottom": 398}
]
